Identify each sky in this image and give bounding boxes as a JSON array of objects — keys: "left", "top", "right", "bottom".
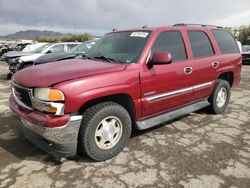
[{"left": 0, "top": 0, "right": 249, "bottom": 36}]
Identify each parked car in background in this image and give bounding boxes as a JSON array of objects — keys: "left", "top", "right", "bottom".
[
  {"left": 22, "top": 43, "right": 48, "bottom": 53},
  {"left": 241, "top": 45, "right": 250, "bottom": 65},
  {"left": 8, "top": 42, "right": 80, "bottom": 78},
  {"left": 34, "top": 40, "right": 96, "bottom": 65},
  {"left": 13, "top": 43, "right": 31, "bottom": 51},
  {"left": 0, "top": 44, "right": 13, "bottom": 56},
  {"left": 1, "top": 43, "right": 48, "bottom": 64},
  {"left": 10, "top": 24, "right": 241, "bottom": 161}
]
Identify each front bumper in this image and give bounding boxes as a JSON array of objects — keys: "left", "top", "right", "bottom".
[{"left": 9, "top": 96, "right": 82, "bottom": 158}]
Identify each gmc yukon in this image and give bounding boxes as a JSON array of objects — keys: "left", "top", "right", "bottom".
[{"left": 9, "top": 24, "right": 241, "bottom": 161}]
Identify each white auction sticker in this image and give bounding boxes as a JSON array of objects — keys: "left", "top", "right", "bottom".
[{"left": 130, "top": 32, "right": 149, "bottom": 38}]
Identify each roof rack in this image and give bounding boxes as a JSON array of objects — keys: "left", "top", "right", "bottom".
[{"left": 173, "top": 23, "right": 223, "bottom": 28}]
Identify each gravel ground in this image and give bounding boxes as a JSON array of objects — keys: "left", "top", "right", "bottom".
[{"left": 0, "top": 62, "right": 250, "bottom": 188}]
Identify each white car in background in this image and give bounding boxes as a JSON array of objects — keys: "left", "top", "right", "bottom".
[
  {"left": 21, "top": 42, "right": 48, "bottom": 52},
  {"left": 9, "top": 42, "right": 80, "bottom": 76}
]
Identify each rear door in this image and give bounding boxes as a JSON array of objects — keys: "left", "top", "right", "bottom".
[
  {"left": 140, "top": 30, "right": 195, "bottom": 118},
  {"left": 186, "top": 30, "right": 218, "bottom": 101}
]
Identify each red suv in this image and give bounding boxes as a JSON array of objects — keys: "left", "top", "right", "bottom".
[{"left": 9, "top": 24, "right": 241, "bottom": 161}]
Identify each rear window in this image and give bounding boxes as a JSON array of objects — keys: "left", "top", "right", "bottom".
[
  {"left": 188, "top": 31, "right": 214, "bottom": 58},
  {"left": 212, "top": 30, "right": 239, "bottom": 54}
]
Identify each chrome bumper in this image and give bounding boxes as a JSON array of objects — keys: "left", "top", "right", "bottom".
[{"left": 20, "top": 115, "right": 82, "bottom": 158}]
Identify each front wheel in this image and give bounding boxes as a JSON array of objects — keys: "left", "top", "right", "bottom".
[
  {"left": 78, "top": 102, "right": 132, "bottom": 161},
  {"left": 208, "top": 79, "right": 231, "bottom": 114}
]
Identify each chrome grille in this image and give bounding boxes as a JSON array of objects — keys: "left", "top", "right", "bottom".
[{"left": 12, "top": 83, "right": 33, "bottom": 110}]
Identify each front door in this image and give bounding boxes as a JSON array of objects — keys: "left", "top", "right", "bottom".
[{"left": 140, "top": 31, "right": 195, "bottom": 118}]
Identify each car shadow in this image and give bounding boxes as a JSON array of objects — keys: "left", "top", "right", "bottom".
[
  {"left": 130, "top": 107, "right": 209, "bottom": 138},
  {"left": 0, "top": 107, "right": 211, "bottom": 165}
]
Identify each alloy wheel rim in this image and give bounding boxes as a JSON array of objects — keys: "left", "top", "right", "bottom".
[
  {"left": 216, "top": 87, "right": 227, "bottom": 108},
  {"left": 95, "top": 116, "right": 123, "bottom": 150}
]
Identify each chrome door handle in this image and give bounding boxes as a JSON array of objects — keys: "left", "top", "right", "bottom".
[
  {"left": 212, "top": 61, "right": 219, "bottom": 68},
  {"left": 184, "top": 67, "right": 193, "bottom": 74}
]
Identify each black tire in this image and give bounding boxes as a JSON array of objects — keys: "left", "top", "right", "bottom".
[
  {"left": 208, "top": 79, "right": 231, "bottom": 114},
  {"left": 7, "top": 73, "right": 12, "bottom": 80},
  {"left": 78, "top": 102, "right": 132, "bottom": 161}
]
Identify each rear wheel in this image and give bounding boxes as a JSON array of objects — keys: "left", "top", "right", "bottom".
[
  {"left": 78, "top": 102, "right": 131, "bottom": 161},
  {"left": 208, "top": 79, "right": 231, "bottom": 114}
]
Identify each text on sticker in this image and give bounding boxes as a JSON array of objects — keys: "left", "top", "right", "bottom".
[{"left": 130, "top": 32, "right": 149, "bottom": 38}]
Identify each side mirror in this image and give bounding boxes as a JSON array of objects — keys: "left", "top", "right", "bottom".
[
  {"left": 149, "top": 51, "right": 172, "bottom": 66},
  {"left": 46, "top": 50, "right": 52, "bottom": 54}
]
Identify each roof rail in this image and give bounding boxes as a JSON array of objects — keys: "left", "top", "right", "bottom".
[{"left": 173, "top": 23, "right": 223, "bottom": 28}]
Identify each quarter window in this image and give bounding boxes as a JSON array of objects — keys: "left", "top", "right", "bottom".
[
  {"left": 188, "top": 31, "right": 214, "bottom": 58},
  {"left": 151, "top": 31, "right": 187, "bottom": 62},
  {"left": 212, "top": 30, "right": 239, "bottom": 54}
]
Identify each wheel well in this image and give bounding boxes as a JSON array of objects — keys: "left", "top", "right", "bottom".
[
  {"left": 78, "top": 94, "right": 136, "bottom": 124},
  {"left": 218, "top": 72, "right": 234, "bottom": 87}
]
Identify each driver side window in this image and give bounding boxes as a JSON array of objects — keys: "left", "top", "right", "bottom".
[{"left": 152, "top": 31, "right": 187, "bottom": 62}]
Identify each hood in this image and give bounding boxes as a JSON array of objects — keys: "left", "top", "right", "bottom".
[
  {"left": 20, "top": 53, "right": 44, "bottom": 62},
  {"left": 3, "top": 51, "right": 33, "bottom": 58},
  {"left": 13, "top": 59, "right": 127, "bottom": 87},
  {"left": 34, "top": 52, "right": 77, "bottom": 64},
  {"left": 241, "top": 51, "right": 250, "bottom": 55}
]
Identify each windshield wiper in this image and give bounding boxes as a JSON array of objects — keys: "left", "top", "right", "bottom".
[{"left": 92, "top": 55, "right": 115, "bottom": 63}]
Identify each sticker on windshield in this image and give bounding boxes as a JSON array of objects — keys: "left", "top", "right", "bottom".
[{"left": 130, "top": 32, "right": 149, "bottom": 38}]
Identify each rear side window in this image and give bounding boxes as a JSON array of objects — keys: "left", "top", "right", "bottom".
[
  {"left": 212, "top": 30, "right": 239, "bottom": 54},
  {"left": 188, "top": 31, "right": 214, "bottom": 58},
  {"left": 152, "top": 31, "right": 187, "bottom": 61}
]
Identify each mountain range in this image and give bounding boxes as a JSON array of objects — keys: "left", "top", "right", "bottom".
[{"left": 0, "top": 30, "right": 65, "bottom": 40}]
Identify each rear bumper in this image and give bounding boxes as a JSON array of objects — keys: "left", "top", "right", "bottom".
[{"left": 9, "top": 96, "right": 82, "bottom": 158}]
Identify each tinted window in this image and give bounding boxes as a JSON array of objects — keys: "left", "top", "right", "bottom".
[
  {"left": 188, "top": 31, "right": 214, "bottom": 58},
  {"left": 152, "top": 31, "right": 186, "bottom": 61},
  {"left": 212, "top": 30, "right": 239, "bottom": 54}
]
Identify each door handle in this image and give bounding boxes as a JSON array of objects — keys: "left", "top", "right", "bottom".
[
  {"left": 212, "top": 61, "right": 219, "bottom": 68},
  {"left": 184, "top": 67, "right": 193, "bottom": 74}
]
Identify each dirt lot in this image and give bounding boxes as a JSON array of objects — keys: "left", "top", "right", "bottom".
[{"left": 0, "top": 62, "right": 250, "bottom": 188}]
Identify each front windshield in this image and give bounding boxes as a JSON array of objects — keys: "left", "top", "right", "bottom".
[
  {"left": 85, "top": 31, "right": 151, "bottom": 63},
  {"left": 70, "top": 41, "right": 96, "bottom": 53},
  {"left": 31, "top": 44, "right": 51, "bottom": 53}
]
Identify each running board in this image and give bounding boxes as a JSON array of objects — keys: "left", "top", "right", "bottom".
[{"left": 136, "top": 100, "right": 210, "bottom": 130}]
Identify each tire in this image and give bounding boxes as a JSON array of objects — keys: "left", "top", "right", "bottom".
[
  {"left": 208, "top": 79, "right": 231, "bottom": 114},
  {"left": 78, "top": 102, "right": 132, "bottom": 161},
  {"left": 7, "top": 73, "right": 12, "bottom": 80}
]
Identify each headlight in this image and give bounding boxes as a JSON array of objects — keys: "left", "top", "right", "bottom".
[
  {"left": 33, "top": 88, "right": 65, "bottom": 115},
  {"left": 34, "top": 88, "right": 65, "bottom": 101}
]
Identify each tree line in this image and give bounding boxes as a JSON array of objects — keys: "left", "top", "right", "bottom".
[
  {"left": 34, "top": 33, "right": 94, "bottom": 42},
  {"left": 231, "top": 25, "right": 250, "bottom": 45}
]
